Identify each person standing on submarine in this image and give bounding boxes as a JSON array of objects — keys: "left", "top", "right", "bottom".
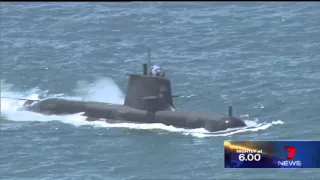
[{"left": 151, "top": 65, "right": 165, "bottom": 77}]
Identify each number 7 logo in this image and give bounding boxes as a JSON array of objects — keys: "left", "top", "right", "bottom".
[{"left": 284, "top": 146, "right": 296, "bottom": 160}]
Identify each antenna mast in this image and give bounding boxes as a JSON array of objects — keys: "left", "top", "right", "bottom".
[{"left": 147, "top": 47, "right": 151, "bottom": 73}]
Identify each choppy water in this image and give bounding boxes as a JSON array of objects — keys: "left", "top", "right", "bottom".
[{"left": 1, "top": 2, "right": 320, "bottom": 180}]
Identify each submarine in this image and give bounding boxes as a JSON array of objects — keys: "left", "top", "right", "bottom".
[{"left": 7, "top": 49, "right": 247, "bottom": 132}]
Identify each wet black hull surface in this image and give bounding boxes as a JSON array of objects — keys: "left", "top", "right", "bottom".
[{"left": 23, "top": 98, "right": 246, "bottom": 132}]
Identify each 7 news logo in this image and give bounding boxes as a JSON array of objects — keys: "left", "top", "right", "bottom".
[{"left": 277, "top": 146, "right": 302, "bottom": 167}]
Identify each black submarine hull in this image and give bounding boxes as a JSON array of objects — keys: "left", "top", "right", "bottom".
[
  {"left": 15, "top": 50, "right": 247, "bottom": 132},
  {"left": 23, "top": 98, "right": 246, "bottom": 132}
]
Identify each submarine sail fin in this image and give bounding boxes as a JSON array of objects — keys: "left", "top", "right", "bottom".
[
  {"left": 139, "top": 95, "right": 179, "bottom": 100},
  {"left": 139, "top": 96, "right": 158, "bottom": 100}
]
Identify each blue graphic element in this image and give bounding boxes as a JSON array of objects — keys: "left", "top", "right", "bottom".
[{"left": 224, "top": 141, "right": 320, "bottom": 168}]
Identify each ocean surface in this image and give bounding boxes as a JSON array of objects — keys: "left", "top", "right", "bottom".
[{"left": 1, "top": 2, "right": 320, "bottom": 179}]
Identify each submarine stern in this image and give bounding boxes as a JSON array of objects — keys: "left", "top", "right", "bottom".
[{"left": 204, "top": 116, "right": 246, "bottom": 132}]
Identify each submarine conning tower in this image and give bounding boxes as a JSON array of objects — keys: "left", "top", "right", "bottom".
[
  {"left": 124, "top": 48, "right": 175, "bottom": 112},
  {"left": 124, "top": 74, "right": 175, "bottom": 111}
]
